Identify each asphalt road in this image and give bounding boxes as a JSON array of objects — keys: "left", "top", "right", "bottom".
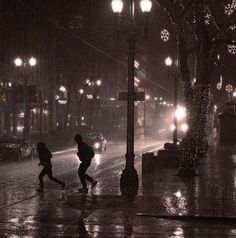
[{"left": 0, "top": 137, "right": 167, "bottom": 209}]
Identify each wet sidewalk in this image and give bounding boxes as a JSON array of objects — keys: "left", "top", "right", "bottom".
[
  {"left": 65, "top": 139, "right": 236, "bottom": 237},
  {"left": 1, "top": 138, "right": 236, "bottom": 237}
]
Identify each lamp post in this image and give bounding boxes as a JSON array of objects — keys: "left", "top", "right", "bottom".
[
  {"left": 233, "top": 90, "right": 236, "bottom": 116},
  {"left": 14, "top": 57, "right": 37, "bottom": 137},
  {"left": 111, "top": 0, "right": 152, "bottom": 197},
  {"left": 165, "top": 56, "right": 178, "bottom": 145},
  {"left": 90, "top": 79, "right": 102, "bottom": 129}
]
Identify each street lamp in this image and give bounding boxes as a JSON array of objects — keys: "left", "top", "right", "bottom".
[
  {"left": 89, "top": 79, "right": 102, "bottom": 128},
  {"left": 59, "top": 85, "right": 66, "bottom": 93},
  {"left": 165, "top": 56, "right": 178, "bottom": 145},
  {"left": 165, "top": 56, "right": 172, "bottom": 67},
  {"left": 111, "top": 0, "right": 152, "bottom": 197},
  {"left": 111, "top": 0, "right": 123, "bottom": 13},
  {"left": 14, "top": 57, "right": 37, "bottom": 137},
  {"left": 96, "top": 79, "right": 102, "bottom": 86}
]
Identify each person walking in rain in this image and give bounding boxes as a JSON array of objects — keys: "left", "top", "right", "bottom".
[
  {"left": 74, "top": 134, "right": 97, "bottom": 194},
  {"left": 36, "top": 142, "right": 65, "bottom": 192}
]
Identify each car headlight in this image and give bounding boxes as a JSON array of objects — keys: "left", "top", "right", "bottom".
[
  {"left": 170, "top": 124, "right": 176, "bottom": 131},
  {"left": 181, "top": 123, "right": 188, "bottom": 132},
  {"left": 94, "top": 142, "right": 101, "bottom": 149},
  {"left": 4, "top": 144, "right": 19, "bottom": 149}
]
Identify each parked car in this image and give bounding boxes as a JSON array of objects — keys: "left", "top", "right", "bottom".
[
  {"left": 84, "top": 133, "right": 107, "bottom": 152},
  {"left": 0, "top": 136, "right": 35, "bottom": 161}
]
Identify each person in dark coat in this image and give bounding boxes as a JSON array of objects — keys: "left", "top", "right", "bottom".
[
  {"left": 37, "top": 142, "right": 65, "bottom": 192},
  {"left": 74, "top": 134, "right": 97, "bottom": 194}
]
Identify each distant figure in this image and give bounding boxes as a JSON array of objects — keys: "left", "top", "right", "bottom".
[
  {"left": 36, "top": 142, "right": 65, "bottom": 192},
  {"left": 74, "top": 134, "right": 97, "bottom": 194}
]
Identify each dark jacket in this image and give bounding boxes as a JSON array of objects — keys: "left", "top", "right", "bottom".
[
  {"left": 37, "top": 146, "right": 52, "bottom": 166},
  {"left": 77, "top": 142, "right": 94, "bottom": 162}
]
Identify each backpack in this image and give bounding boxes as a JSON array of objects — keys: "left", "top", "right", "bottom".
[
  {"left": 77, "top": 143, "right": 94, "bottom": 161},
  {"left": 86, "top": 146, "right": 95, "bottom": 160}
]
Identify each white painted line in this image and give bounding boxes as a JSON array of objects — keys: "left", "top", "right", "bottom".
[{"left": 52, "top": 148, "right": 76, "bottom": 155}]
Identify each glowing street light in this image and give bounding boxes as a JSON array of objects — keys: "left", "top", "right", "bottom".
[
  {"left": 165, "top": 56, "right": 173, "bottom": 66},
  {"left": 14, "top": 56, "right": 37, "bottom": 136},
  {"left": 96, "top": 79, "right": 102, "bottom": 86},
  {"left": 14, "top": 57, "right": 23, "bottom": 67},
  {"left": 165, "top": 56, "right": 178, "bottom": 145},
  {"left": 111, "top": 0, "right": 123, "bottom": 13},
  {"left": 111, "top": 0, "right": 152, "bottom": 197},
  {"left": 29, "top": 57, "right": 37, "bottom": 66},
  {"left": 140, "top": 0, "right": 152, "bottom": 12},
  {"left": 59, "top": 85, "right": 66, "bottom": 92}
]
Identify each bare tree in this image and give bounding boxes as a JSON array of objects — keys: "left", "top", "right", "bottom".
[{"left": 155, "top": 0, "right": 236, "bottom": 175}]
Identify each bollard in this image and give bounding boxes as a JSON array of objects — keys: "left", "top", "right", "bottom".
[{"left": 142, "top": 152, "right": 155, "bottom": 175}]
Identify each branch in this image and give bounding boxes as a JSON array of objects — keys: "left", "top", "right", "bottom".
[
  {"left": 185, "top": 46, "right": 197, "bottom": 55},
  {"left": 213, "top": 11, "right": 236, "bottom": 40},
  {"left": 212, "top": 37, "right": 236, "bottom": 46},
  {"left": 181, "top": 0, "right": 194, "bottom": 17}
]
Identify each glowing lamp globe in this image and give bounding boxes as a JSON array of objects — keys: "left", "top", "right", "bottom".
[
  {"left": 111, "top": 0, "right": 123, "bottom": 13},
  {"left": 165, "top": 56, "right": 172, "bottom": 66},
  {"left": 140, "top": 0, "right": 152, "bottom": 13},
  {"left": 29, "top": 57, "right": 37, "bottom": 66},
  {"left": 14, "top": 57, "right": 23, "bottom": 67}
]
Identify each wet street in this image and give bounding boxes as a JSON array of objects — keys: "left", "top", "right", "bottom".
[
  {"left": 0, "top": 137, "right": 164, "bottom": 205},
  {"left": 0, "top": 137, "right": 165, "bottom": 237},
  {"left": 1, "top": 137, "right": 236, "bottom": 237}
]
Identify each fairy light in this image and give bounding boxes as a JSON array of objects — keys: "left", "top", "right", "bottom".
[
  {"left": 224, "top": 3, "right": 235, "bottom": 15},
  {"left": 204, "top": 12, "right": 211, "bottom": 25},
  {"left": 228, "top": 45, "right": 236, "bottom": 55},
  {"left": 180, "top": 84, "right": 210, "bottom": 174},
  {"left": 226, "top": 84, "right": 233, "bottom": 93},
  {"left": 216, "top": 75, "right": 223, "bottom": 90},
  {"left": 226, "top": 84, "right": 233, "bottom": 101},
  {"left": 230, "top": 24, "right": 236, "bottom": 30},
  {"left": 173, "top": 3, "right": 234, "bottom": 176},
  {"left": 193, "top": 8, "right": 212, "bottom": 25},
  {"left": 161, "top": 29, "right": 170, "bottom": 42}
]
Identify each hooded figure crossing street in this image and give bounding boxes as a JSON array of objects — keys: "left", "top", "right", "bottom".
[
  {"left": 74, "top": 134, "right": 97, "bottom": 194},
  {"left": 36, "top": 142, "right": 65, "bottom": 192}
]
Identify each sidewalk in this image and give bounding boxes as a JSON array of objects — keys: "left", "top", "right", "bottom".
[
  {"left": 1, "top": 137, "right": 236, "bottom": 237},
  {"left": 65, "top": 139, "right": 236, "bottom": 237}
]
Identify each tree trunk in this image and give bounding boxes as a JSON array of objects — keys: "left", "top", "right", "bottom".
[{"left": 179, "top": 82, "right": 210, "bottom": 175}]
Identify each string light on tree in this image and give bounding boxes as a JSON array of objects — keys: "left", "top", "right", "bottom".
[
  {"left": 214, "top": 105, "right": 217, "bottom": 112},
  {"left": 226, "top": 84, "right": 233, "bottom": 92},
  {"left": 228, "top": 44, "right": 236, "bottom": 55},
  {"left": 179, "top": 84, "right": 210, "bottom": 174},
  {"left": 204, "top": 12, "right": 212, "bottom": 25},
  {"left": 233, "top": 0, "right": 236, "bottom": 7},
  {"left": 224, "top": 3, "right": 236, "bottom": 15},
  {"left": 226, "top": 84, "right": 233, "bottom": 101},
  {"left": 230, "top": 24, "right": 236, "bottom": 30},
  {"left": 161, "top": 29, "right": 170, "bottom": 42},
  {"left": 193, "top": 8, "right": 212, "bottom": 25},
  {"left": 216, "top": 75, "right": 223, "bottom": 90}
]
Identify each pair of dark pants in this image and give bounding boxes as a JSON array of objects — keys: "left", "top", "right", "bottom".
[
  {"left": 78, "top": 161, "right": 93, "bottom": 189},
  {"left": 39, "top": 164, "right": 63, "bottom": 189}
]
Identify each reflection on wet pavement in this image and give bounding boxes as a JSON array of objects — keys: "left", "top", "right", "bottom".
[{"left": 1, "top": 140, "right": 236, "bottom": 236}]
